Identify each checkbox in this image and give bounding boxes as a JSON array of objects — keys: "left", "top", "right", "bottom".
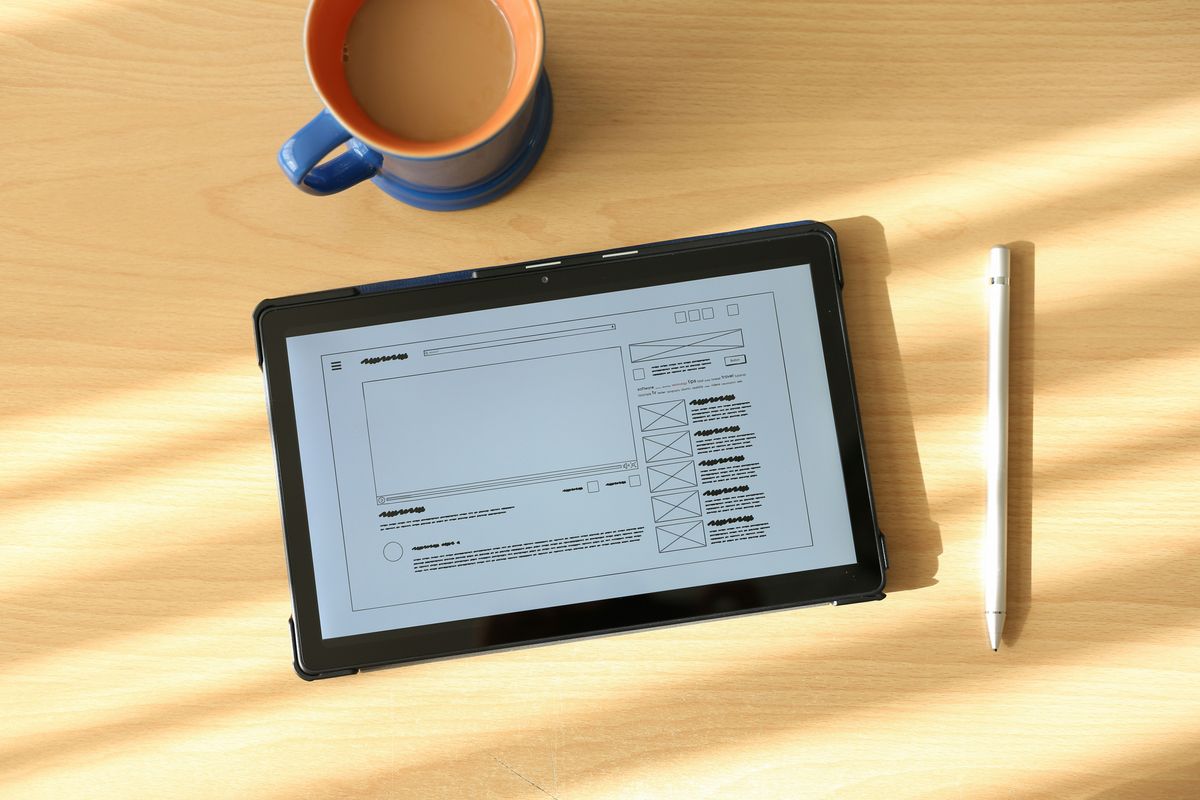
[
  {"left": 688, "top": 309, "right": 700, "bottom": 321},
  {"left": 632, "top": 367, "right": 646, "bottom": 380},
  {"left": 727, "top": 303, "right": 740, "bottom": 316},
  {"left": 628, "top": 474, "right": 641, "bottom": 487},
  {"left": 702, "top": 307, "right": 714, "bottom": 319},
  {"left": 675, "top": 311, "right": 687, "bottom": 323},
  {"left": 587, "top": 481, "right": 599, "bottom": 493}
]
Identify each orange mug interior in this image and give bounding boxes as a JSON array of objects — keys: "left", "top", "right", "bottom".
[{"left": 305, "top": 0, "right": 543, "bottom": 158}]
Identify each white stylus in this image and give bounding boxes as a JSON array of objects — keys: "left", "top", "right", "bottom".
[{"left": 985, "top": 245, "right": 1010, "bottom": 651}]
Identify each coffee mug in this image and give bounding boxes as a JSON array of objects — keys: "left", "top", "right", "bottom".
[{"left": 279, "top": 0, "right": 552, "bottom": 211}]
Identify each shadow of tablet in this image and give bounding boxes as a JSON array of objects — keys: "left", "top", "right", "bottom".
[
  {"left": 828, "top": 216, "right": 943, "bottom": 592},
  {"left": 1003, "top": 241, "right": 1036, "bottom": 645}
]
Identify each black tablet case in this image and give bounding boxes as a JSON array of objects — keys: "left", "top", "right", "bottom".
[{"left": 256, "top": 221, "right": 886, "bottom": 679}]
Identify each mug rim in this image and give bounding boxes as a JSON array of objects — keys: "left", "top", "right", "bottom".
[{"left": 304, "top": 0, "right": 544, "bottom": 161}]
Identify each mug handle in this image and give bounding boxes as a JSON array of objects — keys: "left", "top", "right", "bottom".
[{"left": 278, "top": 110, "right": 382, "bottom": 196}]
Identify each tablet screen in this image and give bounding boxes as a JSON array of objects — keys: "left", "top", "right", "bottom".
[{"left": 286, "top": 264, "right": 857, "bottom": 639}]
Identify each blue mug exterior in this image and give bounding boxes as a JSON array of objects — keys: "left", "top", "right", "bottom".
[{"left": 278, "top": 2, "right": 552, "bottom": 212}]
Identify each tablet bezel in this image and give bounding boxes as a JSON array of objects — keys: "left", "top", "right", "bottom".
[{"left": 258, "top": 223, "right": 885, "bottom": 676}]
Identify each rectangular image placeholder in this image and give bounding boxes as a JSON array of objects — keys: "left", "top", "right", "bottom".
[{"left": 364, "top": 348, "right": 637, "bottom": 501}]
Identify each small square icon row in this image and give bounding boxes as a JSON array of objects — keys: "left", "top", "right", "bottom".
[
  {"left": 675, "top": 304, "right": 738, "bottom": 322},
  {"left": 675, "top": 307, "right": 713, "bottom": 323}
]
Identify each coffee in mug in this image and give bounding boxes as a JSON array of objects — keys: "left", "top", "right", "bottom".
[{"left": 344, "top": 0, "right": 516, "bottom": 142}]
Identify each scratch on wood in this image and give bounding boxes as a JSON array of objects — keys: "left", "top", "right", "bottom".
[{"left": 493, "top": 755, "right": 560, "bottom": 799}]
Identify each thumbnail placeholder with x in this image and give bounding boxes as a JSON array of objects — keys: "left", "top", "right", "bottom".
[
  {"left": 647, "top": 460, "right": 698, "bottom": 492},
  {"left": 638, "top": 400, "right": 688, "bottom": 431},
  {"left": 656, "top": 520, "right": 706, "bottom": 552},
  {"left": 643, "top": 430, "right": 692, "bottom": 463},
  {"left": 651, "top": 491, "right": 702, "bottom": 522}
]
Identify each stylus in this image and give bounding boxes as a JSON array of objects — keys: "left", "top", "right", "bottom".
[{"left": 984, "top": 245, "right": 1010, "bottom": 651}]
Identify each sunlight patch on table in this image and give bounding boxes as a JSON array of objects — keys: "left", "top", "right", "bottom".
[
  {"left": 0, "top": 0, "right": 139, "bottom": 34},
  {"left": 0, "top": 442, "right": 274, "bottom": 601},
  {"left": 0, "top": 359, "right": 260, "bottom": 502}
]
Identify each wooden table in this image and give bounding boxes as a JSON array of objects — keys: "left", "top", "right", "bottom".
[{"left": 2, "top": 1, "right": 1198, "bottom": 797}]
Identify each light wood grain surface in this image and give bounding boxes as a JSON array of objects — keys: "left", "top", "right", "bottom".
[{"left": 2, "top": 0, "right": 1199, "bottom": 797}]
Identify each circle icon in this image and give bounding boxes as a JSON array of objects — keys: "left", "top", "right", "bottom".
[{"left": 383, "top": 542, "right": 404, "bottom": 562}]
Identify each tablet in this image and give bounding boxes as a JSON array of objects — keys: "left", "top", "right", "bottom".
[{"left": 256, "top": 221, "right": 886, "bottom": 679}]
